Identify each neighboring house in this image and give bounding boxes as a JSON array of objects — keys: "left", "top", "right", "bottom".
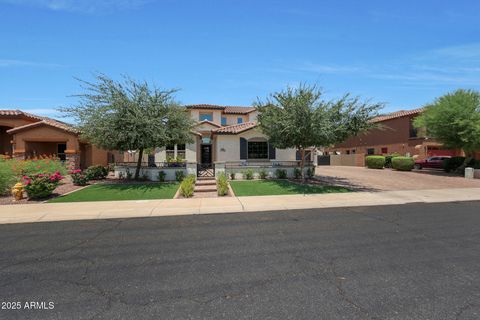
[
  {"left": 126, "top": 104, "right": 313, "bottom": 177},
  {"left": 0, "top": 110, "right": 119, "bottom": 169},
  {"left": 326, "top": 108, "right": 462, "bottom": 159}
]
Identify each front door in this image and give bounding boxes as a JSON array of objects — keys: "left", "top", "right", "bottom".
[
  {"left": 198, "top": 144, "right": 214, "bottom": 177},
  {"left": 201, "top": 144, "right": 212, "bottom": 164}
]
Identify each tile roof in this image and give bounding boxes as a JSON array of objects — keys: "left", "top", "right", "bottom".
[
  {"left": 372, "top": 108, "right": 424, "bottom": 123},
  {"left": 185, "top": 104, "right": 256, "bottom": 114},
  {"left": 196, "top": 120, "right": 221, "bottom": 128},
  {"left": 1, "top": 109, "right": 78, "bottom": 134},
  {"left": 213, "top": 122, "right": 257, "bottom": 134}
]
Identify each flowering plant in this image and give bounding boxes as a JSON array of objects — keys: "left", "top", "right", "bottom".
[
  {"left": 22, "top": 171, "right": 63, "bottom": 199},
  {"left": 70, "top": 169, "right": 89, "bottom": 186}
]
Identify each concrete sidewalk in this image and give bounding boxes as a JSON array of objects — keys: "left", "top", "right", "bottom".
[{"left": 1, "top": 187, "right": 479, "bottom": 224}]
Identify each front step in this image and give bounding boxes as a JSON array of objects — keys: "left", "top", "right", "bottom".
[
  {"left": 197, "top": 176, "right": 215, "bottom": 181},
  {"left": 196, "top": 179, "right": 216, "bottom": 186},
  {"left": 194, "top": 184, "right": 217, "bottom": 193}
]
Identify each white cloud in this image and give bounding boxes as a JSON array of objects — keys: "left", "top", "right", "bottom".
[{"left": 0, "top": 0, "right": 151, "bottom": 13}]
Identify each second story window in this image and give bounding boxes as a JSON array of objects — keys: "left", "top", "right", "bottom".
[
  {"left": 237, "top": 117, "right": 243, "bottom": 124},
  {"left": 221, "top": 117, "right": 227, "bottom": 126},
  {"left": 199, "top": 113, "right": 213, "bottom": 122}
]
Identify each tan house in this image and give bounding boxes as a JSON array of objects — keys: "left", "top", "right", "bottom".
[
  {"left": 0, "top": 110, "right": 118, "bottom": 169},
  {"left": 122, "top": 104, "right": 312, "bottom": 179},
  {"left": 327, "top": 108, "right": 462, "bottom": 159}
]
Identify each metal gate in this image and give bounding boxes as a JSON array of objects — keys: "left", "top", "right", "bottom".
[
  {"left": 197, "top": 163, "right": 215, "bottom": 177},
  {"left": 317, "top": 155, "right": 331, "bottom": 166}
]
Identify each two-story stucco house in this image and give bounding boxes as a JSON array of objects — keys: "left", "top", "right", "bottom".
[{"left": 127, "top": 104, "right": 312, "bottom": 178}]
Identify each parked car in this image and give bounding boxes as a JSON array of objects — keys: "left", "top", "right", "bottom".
[{"left": 414, "top": 156, "right": 451, "bottom": 170}]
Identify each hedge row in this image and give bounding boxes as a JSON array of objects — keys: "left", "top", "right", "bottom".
[{"left": 366, "top": 155, "right": 415, "bottom": 171}]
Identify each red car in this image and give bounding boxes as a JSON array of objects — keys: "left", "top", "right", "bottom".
[{"left": 414, "top": 156, "right": 451, "bottom": 170}]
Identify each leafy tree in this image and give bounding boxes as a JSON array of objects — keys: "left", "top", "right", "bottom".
[
  {"left": 256, "top": 84, "right": 382, "bottom": 181},
  {"left": 414, "top": 89, "right": 480, "bottom": 171},
  {"left": 61, "top": 74, "right": 195, "bottom": 179}
]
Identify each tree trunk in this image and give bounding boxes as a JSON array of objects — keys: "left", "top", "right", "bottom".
[
  {"left": 135, "top": 148, "right": 144, "bottom": 180},
  {"left": 456, "top": 150, "right": 474, "bottom": 174},
  {"left": 300, "top": 148, "right": 306, "bottom": 183}
]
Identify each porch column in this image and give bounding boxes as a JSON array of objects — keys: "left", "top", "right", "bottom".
[{"left": 65, "top": 150, "right": 80, "bottom": 170}]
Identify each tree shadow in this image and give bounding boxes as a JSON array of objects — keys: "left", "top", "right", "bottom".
[{"left": 311, "top": 176, "right": 380, "bottom": 192}]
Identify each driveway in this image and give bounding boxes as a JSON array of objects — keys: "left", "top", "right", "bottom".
[
  {"left": 315, "top": 165, "right": 480, "bottom": 191},
  {"left": 1, "top": 202, "right": 479, "bottom": 319}
]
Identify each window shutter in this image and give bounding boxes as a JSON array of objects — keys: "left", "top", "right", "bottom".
[
  {"left": 268, "top": 143, "right": 276, "bottom": 159},
  {"left": 240, "top": 138, "right": 247, "bottom": 160},
  {"left": 296, "top": 150, "right": 301, "bottom": 160}
]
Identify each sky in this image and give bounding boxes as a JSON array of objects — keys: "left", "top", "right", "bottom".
[{"left": 0, "top": 0, "right": 479, "bottom": 121}]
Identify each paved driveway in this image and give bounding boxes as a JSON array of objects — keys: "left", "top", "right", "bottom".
[{"left": 315, "top": 165, "right": 480, "bottom": 191}]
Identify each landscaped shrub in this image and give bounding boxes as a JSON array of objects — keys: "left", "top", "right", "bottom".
[
  {"left": 179, "top": 174, "right": 196, "bottom": 198},
  {"left": 0, "top": 159, "right": 16, "bottom": 195},
  {"left": 385, "top": 153, "right": 401, "bottom": 168},
  {"left": 229, "top": 172, "right": 236, "bottom": 180},
  {"left": 85, "top": 165, "right": 108, "bottom": 180},
  {"left": 391, "top": 157, "right": 415, "bottom": 171},
  {"left": 175, "top": 170, "right": 185, "bottom": 182},
  {"left": 259, "top": 169, "right": 267, "bottom": 179},
  {"left": 70, "top": 169, "right": 89, "bottom": 186},
  {"left": 293, "top": 167, "right": 302, "bottom": 179},
  {"left": 158, "top": 171, "right": 166, "bottom": 182},
  {"left": 306, "top": 167, "right": 315, "bottom": 179},
  {"left": 365, "top": 156, "right": 385, "bottom": 169},
  {"left": 243, "top": 169, "right": 254, "bottom": 180},
  {"left": 12, "top": 158, "right": 67, "bottom": 176},
  {"left": 22, "top": 171, "right": 63, "bottom": 199},
  {"left": 217, "top": 173, "right": 229, "bottom": 196},
  {"left": 275, "top": 169, "right": 287, "bottom": 179}
]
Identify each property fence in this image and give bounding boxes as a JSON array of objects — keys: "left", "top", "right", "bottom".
[
  {"left": 115, "top": 161, "right": 187, "bottom": 168},
  {"left": 224, "top": 160, "right": 313, "bottom": 169}
]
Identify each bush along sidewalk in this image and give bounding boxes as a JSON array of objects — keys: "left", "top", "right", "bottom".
[
  {"left": 217, "top": 173, "right": 229, "bottom": 196},
  {"left": 391, "top": 157, "right": 414, "bottom": 171},
  {"left": 179, "top": 174, "right": 196, "bottom": 198},
  {"left": 22, "top": 171, "right": 63, "bottom": 199},
  {"left": 366, "top": 156, "right": 385, "bottom": 169}
]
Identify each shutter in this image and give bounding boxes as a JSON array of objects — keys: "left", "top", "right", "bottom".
[
  {"left": 296, "top": 150, "right": 301, "bottom": 160},
  {"left": 268, "top": 142, "right": 276, "bottom": 159},
  {"left": 240, "top": 138, "right": 247, "bottom": 160}
]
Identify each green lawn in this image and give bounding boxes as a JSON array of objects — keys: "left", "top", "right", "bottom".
[
  {"left": 48, "top": 183, "right": 179, "bottom": 203},
  {"left": 229, "top": 180, "right": 350, "bottom": 197}
]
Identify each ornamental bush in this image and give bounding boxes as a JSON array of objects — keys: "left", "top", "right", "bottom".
[
  {"left": 22, "top": 171, "right": 63, "bottom": 199},
  {"left": 0, "top": 159, "right": 16, "bottom": 195},
  {"left": 259, "top": 169, "right": 267, "bottom": 179},
  {"left": 12, "top": 157, "right": 67, "bottom": 177},
  {"left": 217, "top": 173, "right": 229, "bottom": 196},
  {"left": 179, "top": 174, "right": 196, "bottom": 198},
  {"left": 85, "top": 165, "right": 108, "bottom": 180},
  {"left": 391, "top": 157, "right": 414, "bottom": 171},
  {"left": 275, "top": 169, "right": 287, "bottom": 179},
  {"left": 229, "top": 172, "right": 236, "bottom": 180},
  {"left": 365, "top": 156, "right": 385, "bottom": 169},
  {"left": 175, "top": 170, "right": 185, "bottom": 182},
  {"left": 158, "top": 171, "right": 166, "bottom": 182},
  {"left": 293, "top": 167, "right": 302, "bottom": 179},
  {"left": 385, "top": 153, "right": 401, "bottom": 168},
  {"left": 243, "top": 169, "right": 254, "bottom": 180},
  {"left": 70, "top": 169, "right": 89, "bottom": 186}
]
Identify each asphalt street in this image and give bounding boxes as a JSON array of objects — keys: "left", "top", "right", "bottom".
[{"left": 1, "top": 201, "right": 479, "bottom": 319}]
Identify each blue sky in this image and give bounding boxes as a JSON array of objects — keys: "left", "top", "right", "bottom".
[{"left": 1, "top": 0, "right": 479, "bottom": 120}]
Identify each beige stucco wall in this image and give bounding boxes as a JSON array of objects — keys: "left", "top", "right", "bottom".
[{"left": 215, "top": 128, "right": 296, "bottom": 162}]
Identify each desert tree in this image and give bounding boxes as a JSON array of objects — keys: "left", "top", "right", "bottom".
[
  {"left": 256, "top": 84, "right": 383, "bottom": 181},
  {"left": 60, "top": 74, "right": 195, "bottom": 179}
]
